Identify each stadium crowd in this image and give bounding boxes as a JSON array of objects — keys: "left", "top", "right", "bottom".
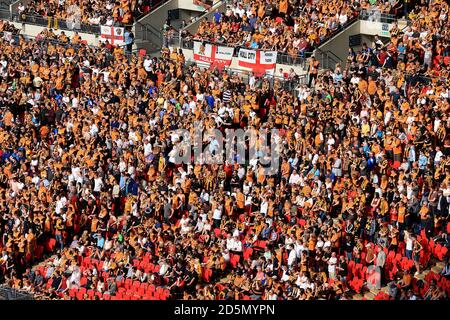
[
  {"left": 16, "top": 0, "right": 155, "bottom": 27},
  {"left": 184, "top": 0, "right": 417, "bottom": 57},
  {"left": 0, "top": 0, "right": 449, "bottom": 301}
]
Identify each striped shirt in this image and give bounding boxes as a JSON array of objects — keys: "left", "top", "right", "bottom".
[{"left": 223, "top": 89, "right": 232, "bottom": 103}]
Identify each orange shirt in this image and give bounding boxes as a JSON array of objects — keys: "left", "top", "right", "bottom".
[
  {"left": 398, "top": 206, "right": 405, "bottom": 223},
  {"left": 368, "top": 80, "right": 377, "bottom": 95},
  {"left": 236, "top": 192, "right": 245, "bottom": 209},
  {"left": 279, "top": 0, "right": 288, "bottom": 14}
]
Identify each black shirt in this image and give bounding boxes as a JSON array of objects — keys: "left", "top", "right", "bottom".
[{"left": 52, "top": 275, "right": 62, "bottom": 289}]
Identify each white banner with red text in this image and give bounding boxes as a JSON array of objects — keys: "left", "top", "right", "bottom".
[
  {"left": 237, "top": 49, "right": 278, "bottom": 77},
  {"left": 193, "top": 41, "right": 235, "bottom": 70}
]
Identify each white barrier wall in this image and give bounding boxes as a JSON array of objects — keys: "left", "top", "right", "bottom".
[
  {"left": 177, "top": 0, "right": 220, "bottom": 12},
  {"left": 175, "top": 47, "right": 308, "bottom": 77},
  {"left": 364, "top": 19, "right": 392, "bottom": 37},
  {"left": 6, "top": 20, "right": 101, "bottom": 45}
]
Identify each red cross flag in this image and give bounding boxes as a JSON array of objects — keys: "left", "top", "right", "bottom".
[
  {"left": 100, "top": 26, "right": 125, "bottom": 47},
  {"left": 238, "top": 48, "right": 277, "bottom": 77},
  {"left": 193, "top": 41, "right": 234, "bottom": 70}
]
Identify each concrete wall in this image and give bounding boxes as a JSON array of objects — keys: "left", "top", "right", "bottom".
[
  {"left": 178, "top": 0, "right": 220, "bottom": 12},
  {"left": 183, "top": 0, "right": 226, "bottom": 34},
  {"left": 315, "top": 21, "right": 361, "bottom": 66},
  {"left": 6, "top": 20, "right": 101, "bottom": 45},
  {"left": 359, "top": 19, "right": 408, "bottom": 38},
  {"left": 178, "top": 9, "right": 195, "bottom": 25},
  {"left": 10, "top": 0, "right": 30, "bottom": 14},
  {"left": 138, "top": 0, "right": 181, "bottom": 30}
]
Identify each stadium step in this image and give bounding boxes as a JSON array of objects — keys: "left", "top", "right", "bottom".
[
  {"left": 352, "top": 294, "right": 364, "bottom": 300},
  {"left": 431, "top": 266, "right": 442, "bottom": 274},
  {"left": 364, "top": 291, "right": 375, "bottom": 300},
  {"left": 133, "top": 39, "right": 161, "bottom": 57},
  {"left": 414, "top": 270, "right": 428, "bottom": 281},
  {"left": 380, "top": 286, "right": 390, "bottom": 294}
]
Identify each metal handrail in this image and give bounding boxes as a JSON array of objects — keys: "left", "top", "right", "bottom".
[
  {"left": 0, "top": 30, "right": 97, "bottom": 48},
  {"left": 316, "top": 48, "right": 342, "bottom": 64},
  {"left": 359, "top": 9, "right": 399, "bottom": 23},
  {"left": 5, "top": 0, "right": 168, "bottom": 34},
  {"left": 133, "top": 0, "right": 172, "bottom": 23},
  {"left": 10, "top": 12, "right": 101, "bottom": 34},
  {"left": 133, "top": 0, "right": 166, "bottom": 22},
  {"left": 189, "top": 61, "right": 308, "bottom": 93},
  {"left": 0, "top": 285, "right": 34, "bottom": 300},
  {"left": 0, "top": 7, "right": 10, "bottom": 19},
  {"left": 0, "top": 0, "right": 14, "bottom": 7},
  {"left": 181, "top": 0, "right": 224, "bottom": 32},
  {"left": 166, "top": 35, "right": 312, "bottom": 67},
  {"left": 135, "top": 21, "right": 163, "bottom": 47}
]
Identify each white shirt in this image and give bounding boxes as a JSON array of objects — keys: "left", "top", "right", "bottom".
[
  {"left": 201, "top": 191, "right": 209, "bottom": 202},
  {"left": 144, "top": 142, "right": 153, "bottom": 157},
  {"left": 213, "top": 206, "right": 222, "bottom": 220},
  {"left": 289, "top": 173, "right": 301, "bottom": 185},
  {"left": 260, "top": 201, "right": 268, "bottom": 215},
  {"left": 328, "top": 256, "right": 338, "bottom": 273},
  {"left": 434, "top": 150, "right": 443, "bottom": 163},
  {"left": 143, "top": 59, "right": 152, "bottom": 72},
  {"left": 89, "top": 123, "right": 99, "bottom": 136},
  {"left": 119, "top": 161, "right": 127, "bottom": 173},
  {"left": 159, "top": 263, "right": 169, "bottom": 275},
  {"left": 288, "top": 249, "right": 297, "bottom": 266},
  {"left": 180, "top": 217, "right": 191, "bottom": 233},
  {"left": 226, "top": 238, "right": 243, "bottom": 252},
  {"left": 104, "top": 239, "right": 113, "bottom": 251},
  {"left": 195, "top": 219, "right": 205, "bottom": 233},
  {"left": 55, "top": 197, "right": 67, "bottom": 214},
  {"left": 406, "top": 236, "right": 413, "bottom": 250},
  {"left": 94, "top": 177, "right": 103, "bottom": 192},
  {"left": 338, "top": 13, "right": 348, "bottom": 25},
  {"left": 327, "top": 137, "right": 335, "bottom": 150},
  {"left": 105, "top": 18, "right": 114, "bottom": 26},
  {"left": 234, "top": 7, "right": 245, "bottom": 17}
]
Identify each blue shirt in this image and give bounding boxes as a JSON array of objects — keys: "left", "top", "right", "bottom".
[
  {"left": 1, "top": 152, "right": 11, "bottom": 163},
  {"left": 119, "top": 176, "right": 127, "bottom": 190},
  {"left": 363, "top": 145, "right": 371, "bottom": 155},
  {"left": 250, "top": 41, "right": 259, "bottom": 49},
  {"left": 367, "top": 156, "right": 376, "bottom": 170},
  {"left": 213, "top": 12, "right": 221, "bottom": 24},
  {"left": 205, "top": 95, "right": 214, "bottom": 108},
  {"left": 96, "top": 236, "right": 105, "bottom": 248},
  {"left": 124, "top": 31, "right": 134, "bottom": 45},
  {"left": 148, "top": 86, "right": 157, "bottom": 95},
  {"left": 333, "top": 73, "right": 343, "bottom": 82},
  {"left": 126, "top": 178, "right": 139, "bottom": 196},
  {"left": 408, "top": 148, "right": 416, "bottom": 162},
  {"left": 418, "top": 154, "right": 428, "bottom": 169}
]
